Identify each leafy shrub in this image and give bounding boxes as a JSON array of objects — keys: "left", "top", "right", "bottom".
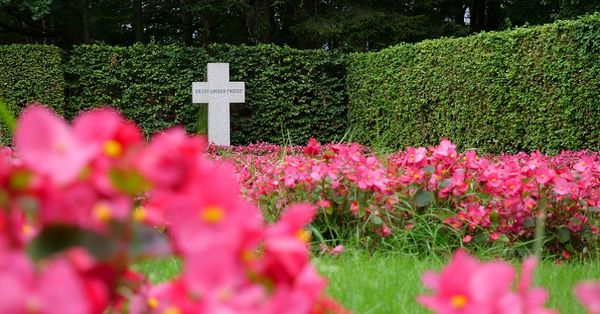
[
  {"left": 64, "top": 44, "right": 348, "bottom": 144},
  {"left": 0, "top": 45, "right": 64, "bottom": 143},
  {"left": 347, "top": 14, "right": 600, "bottom": 153}
]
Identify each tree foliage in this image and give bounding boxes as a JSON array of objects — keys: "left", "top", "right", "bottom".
[{"left": 1, "top": 0, "right": 598, "bottom": 51}]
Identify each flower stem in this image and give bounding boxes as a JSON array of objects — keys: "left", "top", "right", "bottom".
[{"left": 533, "top": 186, "right": 547, "bottom": 258}]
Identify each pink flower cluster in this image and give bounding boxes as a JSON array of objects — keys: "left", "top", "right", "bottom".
[
  {"left": 212, "top": 139, "right": 600, "bottom": 254},
  {"left": 419, "top": 250, "right": 600, "bottom": 314},
  {"left": 0, "top": 104, "right": 346, "bottom": 314},
  {"left": 419, "top": 250, "right": 555, "bottom": 314}
]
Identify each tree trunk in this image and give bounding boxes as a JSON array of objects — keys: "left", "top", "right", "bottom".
[
  {"left": 485, "top": 0, "right": 502, "bottom": 31},
  {"left": 182, "top": 0, "right": 193, "bottom": 46},
  {"left": 469, "top": 0, "right": 483, "bottom": 32},
  {"left": 82, "top": 0, "right": 91, "bottom": 43},
  {"left": 132, "top": 0, "right": 144, "bottom": 43}
]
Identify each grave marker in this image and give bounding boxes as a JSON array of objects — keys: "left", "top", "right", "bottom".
[{"left": 192, "top": 63, "right": 245, "bottom": 146}]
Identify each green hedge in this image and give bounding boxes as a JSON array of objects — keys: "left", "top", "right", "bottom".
[
  {"left": 347, "top": 14, "right": 600, "bottom": 153},
  {"left": 65, "top": 44, "right": 347, "bottom": 144},
  {"left": 0, "top": 45, "right": 64, "bottom": 143}
]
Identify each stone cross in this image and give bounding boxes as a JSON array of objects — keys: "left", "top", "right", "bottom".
[{"left": 192, "top": 63, "right": 245, "bottom": 146}]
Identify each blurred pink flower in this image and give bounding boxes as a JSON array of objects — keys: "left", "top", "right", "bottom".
[
  {"left": 575, "top": 281, "right": 600, "bottom": 314},
  {"left": 419, "top": 250, "right": 555, "bottom": 314},
  {"left": 15, "top": 104, "right": 96, "bottom": 184}
]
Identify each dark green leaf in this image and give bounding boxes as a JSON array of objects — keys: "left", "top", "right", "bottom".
[{"left": 414, "top": 191, "right": 433, "bottom": 207}]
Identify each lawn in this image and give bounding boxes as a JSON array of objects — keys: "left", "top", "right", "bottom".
[{"left": 135, "top": 252, "right": 600, "bottom": 313}]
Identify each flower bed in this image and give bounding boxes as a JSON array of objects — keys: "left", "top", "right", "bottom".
[{"left": 211, "top": 139, "right": 600, "bottom": 257}]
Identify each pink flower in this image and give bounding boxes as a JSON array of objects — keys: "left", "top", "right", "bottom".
[
  {"left": 419, "top": 250, "right": 510, "bottom": 313},
  {"left": 317, "top": 199, "right": 331, "bottom": 209},
  {"left": 432, "top": 139, "right": 458, "bottom": 162},
  {"left": 535, "top": 167, "right": 555, "bottom": 185},
  {"left": 303, "top": 138, "right": 321, "bottom": 156},
  {"left": 380, "top": 224, "right": 391, "bottom": 237},
  {"left": 462, "top": 235, "right": 472, "bottom": 243},
  {"left": 552, "top": 178, "right": 570, "bottom": 196},
  {"left": 15, "top": 105, "right": 96, "bottom": 184},
  {"left": 418, "top": 250, "right": 556, "bottom": 314},
  {"left": 490, "top": 232, "right": 500, "bottom": 241},
  {"left": 329, "top": 244, "right": 344, "bottom": 256},
  {"left": 0, "top": 251, "right": 93, "bottom": 314},
  {"left": 137, "top": 128, "right": 204, "bottom": 189},
  {"left": 575, "top": 281, "right": 600, "bottom": 314},
  {"left": 405, "top": 147, "right": 427, "bottom": 165},
  {"left": 514, "top": 257, "right": 556, "bottom": 314},
  {"left": 319, "top": 244, "right": 344, "bottom": 256}
]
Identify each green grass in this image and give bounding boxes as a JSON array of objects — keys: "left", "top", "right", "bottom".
[
  {"left": 135, "top": 252, "right": 600, "bottom": 313},
  {"left": 316, "top": 252, "right": 600, "bottom": 313}
]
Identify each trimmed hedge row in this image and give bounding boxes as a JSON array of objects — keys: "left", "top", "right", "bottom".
[
  {"left": 2, "top": 14, "right": 600, "bottom": 151},
  {"left": 64, "top": 44, "right": 347, "bottom": 145},
  {"left": 347, "top": 14, "right": 600, "bottom": 153},
  {"left": 0, "top": 45, "right": 64, "bottom": 143}
]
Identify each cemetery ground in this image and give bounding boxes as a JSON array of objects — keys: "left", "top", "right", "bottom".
[
  {"left": 3, "top": 102, "right": 600, "bottom": 313},
  {"left": 133, "top": 139, "right": 600, "bottom": 313},
  {"left": 135, "top": 251, "right": 600, "bottom": 313}
]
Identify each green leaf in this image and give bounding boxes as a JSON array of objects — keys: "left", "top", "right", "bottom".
[
  {"left": 0, "top": 100, "right": 16, "bottom": 134},
  {"left": 109, "top": 169, "right": 149, "bottom": 195},
  {"left": 27, "top": 225, "right": 119, "bottom": 261},
  {"left": 557, "top": 228, "right": 570, "bottom": 243},
  {"left": 523, "top": 218, "right": 536, "bottom": 228},
  {"left": 414, "top": 191, "right": 433, "bottom": 207},
  {"left": 370, "top": 215, "right": 383, "bottom": 225},
  {"left": 422, "top": 166, "right": 435, "bottom": 174},
  {"left": 438, "top": 179, "right": 452, "bottom": 188},
  {"left": 489, "top": 210, "right": 500, "bottom": 224}
]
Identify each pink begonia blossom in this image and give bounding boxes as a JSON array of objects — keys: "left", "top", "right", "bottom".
[
  {"left": 303, "top": 137, "right": 321, "bottom": 156},
  {"left": 419, "top": 250, "right": 556, "bottom": 314},
  {"left": 575, "top": 281, "right": 600, "bottom": 314},
  {"left": 432, "top": 139, "right": 457, "bottom": 161},
  {"left": 0, "top": 251, "right": 92, "bottom": 314},
  {"left": 15, "top": 104, "right": 96, "bottom": 184},
  {"left": 2, "top": 105, "right": 347, "bottom": 314},
  {"left": 319, "top": 244, "right": 344, "bottom": 256}
]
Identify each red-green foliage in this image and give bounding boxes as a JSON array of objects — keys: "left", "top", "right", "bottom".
[{"left": 211, "top": 139, "right": 600, "bottom": 257}]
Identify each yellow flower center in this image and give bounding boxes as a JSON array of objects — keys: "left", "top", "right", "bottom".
[
  {"left": 103, "top": 140, "right": 122, "bottom": 158},
  {"left": 133, "top": 206, "right": 147, "bottom": 222},
  {"left": 162, "top": 307, "right": 182, "bottom": 314},
  {"left": 22, "top": 224, "right": 33, "bottom": 236},
  {"left": 296, "top": 229, "right": 311, "bottom": 243},
  {"left": 451, "top": 295, "right": 468, "bottom": 309},
  {"left": 241, "top": 249, "right": 254, "bottom": 262},
  {"left": 93, "top": 204, "right": 112, "bottom": 222},
  {"left": 147, "top": 297, "right": 159, "bottom": 309},
  {"left": 201, "top": 206, "right": 224, "bottom": 224}
]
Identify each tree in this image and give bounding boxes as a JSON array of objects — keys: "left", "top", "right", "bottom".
[{"left": 0, "top": 0, "right": 598, "bottom": 50}]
